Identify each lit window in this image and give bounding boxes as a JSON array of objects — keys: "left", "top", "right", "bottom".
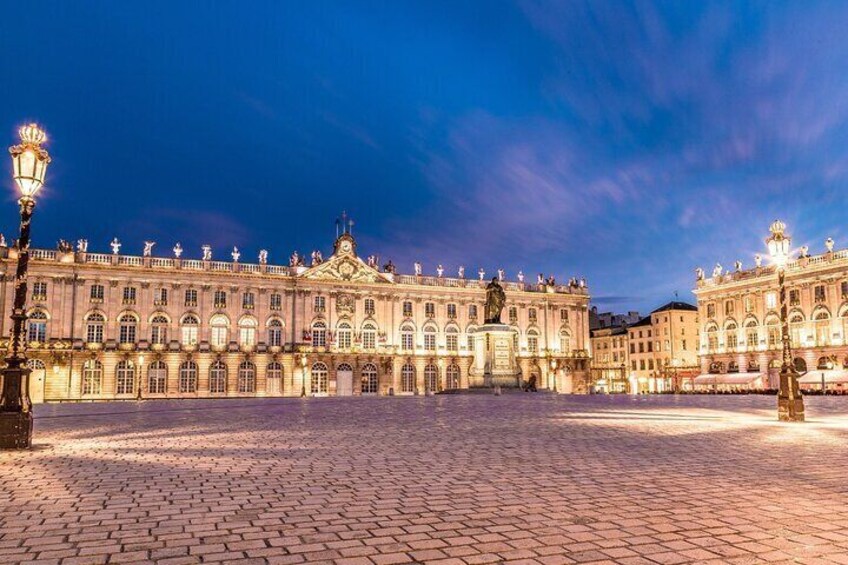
[
  {"left": 181, "top": 314, "right": 199, "bottom": 346},
  {"left": 154, "top": 287, "right": 168, "bottom": 306},
  {"left": 239, "top": 317, "right": 257, "bottom": 346},
  {"left": 184, "top": 289, "right": 198, "bottom": 307},
  {"left": 447, "top": 303, "right": 457, "bottom": 319},
  {"left": 115, "top": 360, "right": 135, "bottom": 395},
  {"left": 31, "top": 281, "right": 47, "bottom": 301},
  {"left": 765, "top": 292, "right": 777, "bottom": 310},
  {"left": 424, "top": 364, "right": 438, "bottom": 392},
  {"left": 469, "top": 305, "right": 477, "bottom": 320},
  {"left": 147, "top": 361, "right": 167, "bottom": 393},
  {"left": 209, "top": 360, "right": 227, "bottom": 393},
  {"left": 336, "top": 322, "right": 352, "bottom": 349},
  {"left": 270, "top": 293, "right": 282, "bottom": 311},
  {"left": 446, "top": 326, "right": 458, "bottom": 351},
  {"left": 210, "top": 315, "right": 229, "bottom": 346},
  {"left": 179, "top": 361, "right": 198, "bottom": 393},
  {"left": 266, "top": 362, "right": 283, "bottom": 394}
]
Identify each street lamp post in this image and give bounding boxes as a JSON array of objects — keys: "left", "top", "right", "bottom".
[
  {"left": 0, "top": 124, "right": 51, "bottom": 449},
  {"left": 300, "top": 354, "right": 307, "bottom": 397},
  {"left": 767, "top": 220, "right": 804, "bottom": 422},
  {"left": 550, "top": 358, "right": 558, "bottom": 393}
]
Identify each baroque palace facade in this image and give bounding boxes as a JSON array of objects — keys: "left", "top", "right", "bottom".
[
  {"left": 694, "top": 232, "right": 848, "bottom": 390},
  {"left": 0, "top": 231, "right": 591, "bottom": 402}
]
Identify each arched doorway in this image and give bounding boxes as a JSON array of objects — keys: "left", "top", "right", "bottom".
[
  {"left": 26, "top": 359, "right": 46, "bottom": 404},
  {"left": 336, "top": 363, "right": 353, "bottom": 396}
]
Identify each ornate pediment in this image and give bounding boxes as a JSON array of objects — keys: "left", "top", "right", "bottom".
[{"left": 300, "top": 235, "right": 392, "bottom": 284}]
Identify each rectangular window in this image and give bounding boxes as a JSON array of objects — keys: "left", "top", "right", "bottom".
[
  {"left": 814, "top": 285, "right": 826, "bottom": 303},
  {"left": 630, "top": 343, "right": 635, "bottom": 354},
  {"left": 185, "top": 289, "right": 198, "bottom": 307},
  {"left": 90, "top": 284, "right": 104, "bottom": 303},
  {"left": 364, "top": 298, "right": 375, "bottom": 316},
  {"left": 182, "top": 325, "right": 198, "bottom": 346},
  {"left": 362, "top": 331, "right": 375, "bottom": 350},
  {"left": 509, "top": 307, "right": 518, "bottom": 323},
  {"left": 32, "top": 282, "right": 47, "bottom": 301},
  {"left": 842, "top": 281, "right": 848, "bottom": 298},
  {"left": 469, "top": 305, "right": 477, "bottom": 320},
  {"left": 527, "top": 336, "right": 538, "bottom": 353},
  {"left": 706, "top": 303, "right": 715, "bottom": 318},
  {"left": 528, "top": 308, "right": 537, "bottom": 322},
  {"left": 789, "top": 289, "right": 800, "bottom": 306},
  {"left": 425, "top": 302, "right": 435, "bottom": 318},
  {"left": 403, "top": 301, "right": 413, "bottom": 317},
  {"left": 631, "top": 360, "right": 637, "bottom": 371},
  {"left": 155, "top": 287, "right": 168, "bottom": 306},
  {"left": 467, "top": 334, "right": 474, "bottom": 350},
  {"left": 270, "top": 293, "right": 282, "bottom": 311},
  {"left": 214, "top": 290, "right": 227, "bottom": 309},
  {"left": 727, "top": 333, "right": 738, "bottom": 350},
  {"left": 447, "top": 303, "right": 457, "bottom": 319},
  {"left": 639, "top": 360, "right": 645, "bottom": 371},
  {"left": 123, "top": 286, "right": 137, "bottom": 305},
  {"left": 744, "top": 296, "right": 753, "bottom": 313},
  {"left": 766, "top": 292, "right": 777, "bottom": 310},
  {"left": 242, "top": 292, "right": 255, "bottom": 310},
  {"left": 314, "top": 296, "right": 325, "bottom": 312},
  {"left": 560, "top": 308, "right": 568, "bottom": 321},
  {"left": 312, "top": 327, "right": 327, "bottom": 347},
  {"left": 725, "top": 300, "right": 734, "bottom": 315}
]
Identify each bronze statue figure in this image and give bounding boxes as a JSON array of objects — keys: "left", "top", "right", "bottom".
[{"left": 484, "top": 276, "right": 506, "bottom": 323}]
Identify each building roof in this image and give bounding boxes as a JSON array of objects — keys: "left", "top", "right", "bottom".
[
  {"left": 651, "top": 301, "right": 697, "bottom": 313},
  {"left": 590, "top": 325, "right": 628, "bottom": 338},
  {"left": 628, "top": 316, "right": 653, "bottom": 328}
]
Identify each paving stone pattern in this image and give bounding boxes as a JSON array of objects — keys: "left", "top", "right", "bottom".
[{"left": 2, "top": 395, "right": 848, "bottom": 564}]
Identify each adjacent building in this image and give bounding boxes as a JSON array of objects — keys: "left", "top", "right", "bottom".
[
  {"left": 1, "top": 229, "right": 592, "bottom": 402},
  {"left": 694, "top": 231, "right": 848, "bottom": 391}
]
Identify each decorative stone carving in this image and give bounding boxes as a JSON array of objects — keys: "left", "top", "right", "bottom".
[{"left": 336, "top": 293, "right": 355, "bottom": 316}]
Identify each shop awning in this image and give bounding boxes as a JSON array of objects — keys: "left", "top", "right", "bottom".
[
  {"left": 798, "top": 370, "right": 848, "bottom": 385},
  {"left": 693, "top": 373, "right": 764, "bottom": 386}
]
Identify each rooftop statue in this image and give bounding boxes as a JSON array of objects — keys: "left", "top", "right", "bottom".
[{"left": 484, "top": 277, "right": 506, "bottom": 324}]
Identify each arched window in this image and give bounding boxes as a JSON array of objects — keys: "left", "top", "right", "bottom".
[
  {"left": 765, "top": 315, "right": 780, "bottom": 349},
  {"left": 119, "top": 313, "right": 138, "bottom": 344},
  {"left": 445, "top": 325, "right": 459, "bottom": 351},
  {"left": 150, "top": 314, "right": 169, "bottom": 345},
  {"left": 727, "top": 360, "right": 739, "bottom": 373},
  {"left": 238, "top": 316, "right": 257, "bottom": 347},
  {"left": 705, "top": 323, "right": 719, "bottom": 352},
  {"left": 266, "top": 362, "right": 283, "bottom": 394},
  {"left": 115, "top": 359, "right": 135, "bottom": 395},
  {"left": 210, "top": 314, "right": 230, "bottom": 347},
  {"left": 181, "top": 314, "right": 199, "bottom": 346},
  {"left": 814, "top": 310, "right": 831, "bottom": 347},
  {"left": 446, "top": 364, "right": 460, "bottom": 389},
  {"left": 559, "top": 329, "right": 571, "bottom": 354},
  {"left": 725, "top": 321, "right": 738, "bottom": 350},
  {"left": 527, "top": 329, "right": 539, "bottom": 354},
  {"left": 336, "top": 322, "right": 352, "bottom": 349},
  {"left": 267, "top": 318, "right": 283, "bottom": 347},
  {"left": 400, "top": 324, "right": 415, "bottom": 351},
  {"left": 85, "top": 312, "right": 105, "bottom": 344},
  {"left": 179, "top": 361, "right": 198, "bottom": 393},
  {"left": 744, "top": 318, "right": 759, "bottom": 350},
  {"left": 423, "top": 325, "right": 437, "bottom": 351},
  {"left": 789, "top": 312, "right": 805, "bottom": 348},
  {"left": 466, "top": 325, "right": 477, "bottom": 351},
  {"left": 401, "top": 363, "right": 415, "bottom": 393},
  {"left": 82, "top": 360, "right": 102, "bottom": 395},
  {"left": 148, "top": 360, "right": 167, "bottom": 394},
  {"left": 793, "top": 357, "right": 807, "bottom": 373},
  {"left": 361, "top": 363, "right": 378, "bottom": 394},
  {"left": 424, "top": 364, "right": 438, "bottom": 392},
  {"left": 311, "top": 321, "right": 327, "bottom": 348},
  {"left": 311, "top": 362, "right": 328, "bottom": 394},
  {"left": 238, "top": 361, "right": 256, "bottom": 393},
  {"left": 209, "top": 360, "right": 227, "bottom": 393},
  {"left": 362, "top": 323, "right": 377, "bottom": 350},
  {"left": 27, "top": 310, "right": 48, "bottom": 343}
]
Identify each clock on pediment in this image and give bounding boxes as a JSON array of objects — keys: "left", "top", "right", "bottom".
[{"left": 334, "top": 233, "right": 356, "bottom": 257}]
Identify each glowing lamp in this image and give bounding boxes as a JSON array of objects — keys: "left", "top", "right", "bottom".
[
  {"left": 766, "top": 220, "right": 791, "bottom": 268},
  {"left": 9, "top": 124, "right": 50, "bottom": 199}
]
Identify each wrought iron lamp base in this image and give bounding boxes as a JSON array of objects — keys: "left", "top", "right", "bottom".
[
  {"left": 777, "top": 371, "right": 805, "bottom": 422},
  {"left": 0, "top": 411, "right": 32, "bottom": 448}
]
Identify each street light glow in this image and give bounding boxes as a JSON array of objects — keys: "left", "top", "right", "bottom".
[{"left": 9, "top": 123, "right": 50, "bottom": 199}]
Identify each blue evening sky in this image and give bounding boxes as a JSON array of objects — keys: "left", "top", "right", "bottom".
[{"left": 2, "top": 1, "right": 847, "bottom": 313}]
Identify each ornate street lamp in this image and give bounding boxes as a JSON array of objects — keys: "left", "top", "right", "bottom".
[
  {"left": 766, "top": 220, "right": 804, "bottom": 422},
  {"left": 0, "top": 124, "right": 51, "bottom": 448},
  {"left": 550, "top": 357, "right": 558, "bottom": 393},
  {"left": 300, "top": 354, "right": 308, "bottom": 397}
]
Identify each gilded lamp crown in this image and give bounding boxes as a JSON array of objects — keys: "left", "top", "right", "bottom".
[
  {"left": 18, "top": 123, "right": 46, "bottom": 146},
  {"left": 769, "top": 219, "right": 786, "bottom": 237}
]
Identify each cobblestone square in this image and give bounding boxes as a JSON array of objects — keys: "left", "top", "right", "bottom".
[{"left": 2, "top": 395, "right": 848, "bottom": 565}]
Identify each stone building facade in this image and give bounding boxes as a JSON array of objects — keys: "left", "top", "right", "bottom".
[
  {"left": 1, "top": 232, "right": 592, "bottom": 402},
  {"left": 588, "top": 325, "right": 628, "bottom": 393},
  {"left": 694, "top": 233, "right": 848, "bottom": 390}
]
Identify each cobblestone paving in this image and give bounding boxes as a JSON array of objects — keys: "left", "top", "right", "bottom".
[{"left": 2, "top": 395, "right": 848, "bottom": 565}]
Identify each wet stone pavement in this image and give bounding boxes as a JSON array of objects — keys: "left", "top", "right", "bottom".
[{"left": 2, "top": 394, "right": 848, "bottom": 565}]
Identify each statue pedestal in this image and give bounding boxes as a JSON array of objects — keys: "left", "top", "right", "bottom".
[{"left": 469, "top": 324, "right": 521, "bottom": 388}]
